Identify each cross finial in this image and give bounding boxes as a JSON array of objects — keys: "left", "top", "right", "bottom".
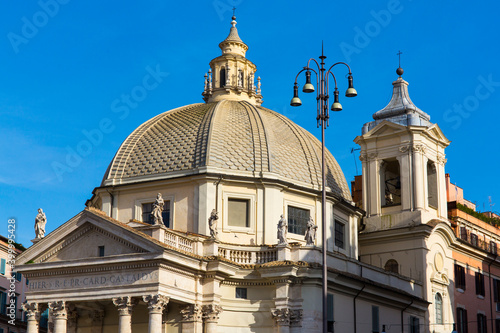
[
  {"left": 396, "top": 50, "right": 404, "bottom": 77},
  {"left": 233, "top": 7, "right": 236, "bottom": 17},
  {"left": 397, "top": 50, "right": 403, "bottom": 67}
]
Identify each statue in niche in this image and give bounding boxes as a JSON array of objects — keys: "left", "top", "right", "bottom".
[
  {"left": 277, "top": 215, "right": 288, "bottom": 245},
  {"left": 208, "top": 209, "right": 219, "bottom": 239},
  {"left": 35, "top": 208, "right": 47, "bottom": 239},
  {"left": 304, "top": 217, "right": 317, "bottom": 246},
  {"left": 151, "top": 193, "right": 164, "bottom": 225}
]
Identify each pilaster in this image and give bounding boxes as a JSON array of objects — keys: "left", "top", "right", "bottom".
[
  {"left": 180, "top": 304, "right": 203, "bottom": 333},
  {"left": 202, "top": 304, "right": 223, "bottom": 333}
]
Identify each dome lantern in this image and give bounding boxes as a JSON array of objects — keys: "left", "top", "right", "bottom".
[{"left": 202, "top": 14, "right": 263, "bottom": 105}]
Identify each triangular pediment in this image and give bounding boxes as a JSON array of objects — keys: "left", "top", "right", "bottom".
[
  {"left": 363, "top": 121, "right": 407, "bottom": 138},
  {"left": 17, "top": 209, "right": 165, "bottom": 264},
  {"left": 424, "top": 124, "right": 451, "bottom": 146}
]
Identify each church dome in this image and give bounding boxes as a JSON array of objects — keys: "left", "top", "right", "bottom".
[{"left": 102, "top": 99, "right": 351, "bottom": 200}]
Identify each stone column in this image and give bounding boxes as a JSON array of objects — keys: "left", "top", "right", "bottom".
[
  {"left": 412, "top": 145, "right": 425, "bottom": 210},
  {"left": 113, "top": 297, "right": 136, "bottom": 333},
  {"left": 48, "top": 301, "right": 67, "bottom": 333},
  {"left": 143, "top": 294, "right": 169, "bottom": 333},
  {"left": 202, "top": 304, "right": 223, "bottom": 333},
  {"left": 271, "top": 308, "right": 290, "bottom": 333},
  {"left": 180, "top": 304, "right": 203, "bottom": 333},
  {"left": 22, "top": 302, "right": 40, "bottom": 333}
]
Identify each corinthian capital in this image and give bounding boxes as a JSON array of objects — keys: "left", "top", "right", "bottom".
[
  {"left": 113, "top": 296, "right": 136, "bottom": 316},
  {"left": 143, "top": 294, "right": 169, "bottom": 313},
  {"left": 48, "top": 301, "right": 67, "bottom": 319},
  {"left": 22, "top": 302, "right": 39, "bottom": 319},
  {"left": 180, "top": 304, "right": 202, "bottom": 322},
  {"left": 202, "top": 304, "right": 223, "bottom": 323},
  {"left": 271, "top": 308, "right": 290, "bottom": 326}
]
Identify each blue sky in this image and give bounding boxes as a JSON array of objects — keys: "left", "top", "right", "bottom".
[{"left": 1, "top": 0, "right": 499, "bottom": 248}]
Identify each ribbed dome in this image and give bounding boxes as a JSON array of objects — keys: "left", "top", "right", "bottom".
[{"left": 102, "top": 100, "right": 351, "bottom": 200}]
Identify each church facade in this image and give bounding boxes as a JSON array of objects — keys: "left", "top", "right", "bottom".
[{"left": 17, "top": 15, "right": 430, "bottom": 333}]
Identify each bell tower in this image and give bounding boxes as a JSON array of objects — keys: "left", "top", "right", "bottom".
[{"left": 354, "top": 66, "right": 450, "bottom": 233}]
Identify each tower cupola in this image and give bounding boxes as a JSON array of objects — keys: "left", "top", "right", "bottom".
[{"left": 202, "top": 14, "right": 262, "bottom": 105}]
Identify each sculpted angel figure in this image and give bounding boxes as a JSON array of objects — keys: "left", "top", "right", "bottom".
[
  {"left": 151, "top": 193, "right": 164, "bottom": 225},
  {"left": 208, "top": 209, "right": 219, "bottom": 239},
  {"left": 35, "top": 208, "right": 47, "bottom": 239},
  {"left": 304, "top": 217, "right": 317, "bottom": 246},
  {"left": 277, "top": 215, "right": 288, "bottom": 245}
]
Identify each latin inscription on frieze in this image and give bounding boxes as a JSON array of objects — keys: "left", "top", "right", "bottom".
[{"left": 29, "top": 271, "right": 158, "bottom": 291}]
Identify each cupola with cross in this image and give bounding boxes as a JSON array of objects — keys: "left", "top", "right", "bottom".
[
  {"left": 354, "top": 61, "right": 451, "bottom": 231},
  {"left": 202, "top": 13, "right": 263, "bottom": 105}
]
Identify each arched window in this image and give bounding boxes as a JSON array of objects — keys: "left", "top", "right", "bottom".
[
  {"left": 220, "top": 68, "right": 226, "bottom": 88},
  {"left": 381, "top": 159, "right": 401, "bottom": 206},
  {"left": 427, "top": 161, "right": 438, "bottom": 209},
  {"left": 435, "top": 293, "right": 443, "bottom": 324},
  {"left": 384, "top": 259, "right": 399, "bottom": 274}
]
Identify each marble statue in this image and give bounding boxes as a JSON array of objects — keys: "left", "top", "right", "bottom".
[
  {"left": 151, "top": 193, "right": 164, "bottom": 225},
  {"left": 208, "top": 209, "right": 219, "bottom": 239},
  {"left": 304, "top": 217, "right": 317, "bottom": 246},
  {"left": 35, "top": 208, "right": 47, "bottom": 239},
  {"left": 277, "top": 215, "right": 288, "bottom": 245}
]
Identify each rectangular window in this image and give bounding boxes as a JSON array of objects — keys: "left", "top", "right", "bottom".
[
  {"left": 494, "top": 279, "right": 500, "bottom": 302},
  {"left": 476, "top": 272, "right": 485, "bottom": 297},
  {"left": 372, "top": 306, "right": 380, "bottom": 333},
  {"left": 334, "top": 221, "right": 345, "bottom": 249},
  {"left": 409, "top": 316, "right": 420, "bottom": 333},
  {"left": 327, "top": 294, "right": 334, "bottom": 333},
  {"left": 0, "top": 259, "right": 5, "bottom": 275},
  {"left": 460, "top": 227, "right": 468, "bottom": 241},
  {"left": 457, "top": 308, "right": 468, "bottom": 333},
  {"left": 455, "top": 264, "right": 466, "bottom": 290},
  {"left": 142, "top": 200, "right": 171, "bottom": 227},
  {"left": 98, "top": 246, "right": 105, "bottom": 257},
  {"left": 477, "top": 314, "right": 487, "bottom": 333},
  {"left": 491, "top": 241, "right": 498, "bottom": 255},
  {"left": 235, "top": 287, "right": 247, "bottom": 299},
  {"left": 0, "top": 292, "right": 6, "bottom": 315},
  {"left": 15, "top": 272, "right": 22, "bottom": 282},
  {"left": 495, "top": 318, "right": 500, "bottom": 333},
  {"left": 287, "top": 206, "right": 309, "bottom": 235},
  {"left": 471, "top": 233, "right": 478, "bottom": 247},
  {"left": 228, "top": 199, "right": 249, "bottom": 227}
]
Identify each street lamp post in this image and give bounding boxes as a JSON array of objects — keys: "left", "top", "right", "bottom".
[{"left": 290, "top": 45, "right": 357, "bottom": 333}]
